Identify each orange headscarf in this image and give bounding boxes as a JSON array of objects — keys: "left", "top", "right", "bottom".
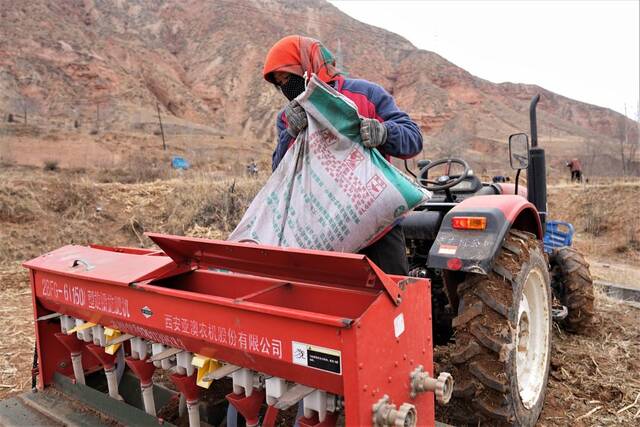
[{"left": 263, "top": 35, "right": 341, "bottom": 84}]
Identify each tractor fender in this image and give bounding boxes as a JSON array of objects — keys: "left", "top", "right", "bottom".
[
  {"left": 495, "top": 182, "right": 527, "bottom": 198},
  {"left": 428, "top": 195, "right": 542, "bottom": 274}
]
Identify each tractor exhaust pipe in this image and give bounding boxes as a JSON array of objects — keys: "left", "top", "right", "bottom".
[
  {"left": 527, "top": 94, "right": 547, "bottom": 232},
  {"left": 529, "top": 94, "right": 540, "bottom": 148}
]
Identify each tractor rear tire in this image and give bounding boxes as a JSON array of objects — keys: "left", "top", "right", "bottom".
[
  {"left": 446, "top": 230, "right": 552, "bottom": 426},
  {"left": 549, "top": 247, "right": 595, "bottom": 333}
]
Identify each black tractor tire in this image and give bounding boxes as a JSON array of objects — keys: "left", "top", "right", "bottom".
[
  {"left": 445, "top": 230, "right": 552, "bottom": 426},
  {"left": 549, "top": 246, "right": 595, "bottom": 333}
]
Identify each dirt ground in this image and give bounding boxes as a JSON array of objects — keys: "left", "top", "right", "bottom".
[
  {"left": 0, "top": 167, "right": 639, "bottom": 425},
  {"left": 0, "top": 265, "right": 34, "bottom": 397},
  {"left": 538, "top": 291, "right": 640, "bottom": 426},
  {"left": 0, "top": 126, "right": 273, "bottom": 176}
]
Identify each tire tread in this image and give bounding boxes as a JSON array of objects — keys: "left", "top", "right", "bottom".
[
  {"left": 441, "top": 230, "right": 551, "bottom": 426},
  {"left": 550, "top": 247, "right": 595, "bottom": 333}
]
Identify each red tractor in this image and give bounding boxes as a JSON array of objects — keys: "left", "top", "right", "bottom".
[{"left": 402, "top": 95, "right": 595, "bottom": 425}]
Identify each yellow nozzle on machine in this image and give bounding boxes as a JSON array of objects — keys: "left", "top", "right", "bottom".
[
  {"left": 104, "top": 327, "right": 122, "bottom": 355},
  {"left": 192, "top": 354, "right": 221, "bottom": 389}
]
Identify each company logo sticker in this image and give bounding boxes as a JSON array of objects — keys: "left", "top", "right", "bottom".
[
  {"left": 292, "top": 341, "right": 342, "bottom": 375},
  {"left": 141, "top": 306, "right": 153, "bottom": 318}
]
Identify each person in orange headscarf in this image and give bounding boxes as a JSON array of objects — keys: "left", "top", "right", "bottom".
[{"left": 262, "top": 35, "right": 423, "bottom": 275}]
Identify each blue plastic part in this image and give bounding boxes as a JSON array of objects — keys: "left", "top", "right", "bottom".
[
  {"left": 171, "top": 156, "right": 190, "bottom": 170},
  {"left": 543, "top": 220, "right": 575, "bottom": 253},
  {"left": 226, "top": 404, "right": 238, "bottom": 427}
]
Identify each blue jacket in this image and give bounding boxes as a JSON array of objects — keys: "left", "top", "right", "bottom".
[{"left": 272, "top": 76, "right": 423, "bottom": 171}]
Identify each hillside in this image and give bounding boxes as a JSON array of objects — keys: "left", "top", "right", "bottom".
[{"left": 0, "top": 0, "right": 637, "bottom": 175}]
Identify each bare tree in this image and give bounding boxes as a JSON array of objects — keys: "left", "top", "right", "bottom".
[
  {"left": 618, "top": 104, "right": 640, "bottom": 177},
  {"left": 632, "top": 101, "right": 640, "bottom": 176},
  {"left": 618, "top": 109, "right": 627, "bottom": 176},
  {"left": 584, "top": 138, "right": 598, "bottom": 176},
  {"left": 8, "top": 97, "right": 38, "bottom": 124}
]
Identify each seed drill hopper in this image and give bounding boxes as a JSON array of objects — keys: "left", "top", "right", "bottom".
[{"left": 21, "top": 233, "right": 452, "bottom": 426}]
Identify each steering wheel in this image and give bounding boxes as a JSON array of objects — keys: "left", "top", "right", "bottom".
[{"left": 418, "top": 158, "right": 471, "bottom": 192}]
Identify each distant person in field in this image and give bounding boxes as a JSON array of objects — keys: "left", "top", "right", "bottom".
[
  {"left": 566, "top": 158, "right": 582, "bottom": 182},
  {"left": 246, "top": 159, "right": 258, "bottom": 177},
  {"left": 262, "top": 35, "right": 423, "bottom": 275}
]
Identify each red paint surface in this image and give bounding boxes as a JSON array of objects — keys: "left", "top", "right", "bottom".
[
  {"left": 125, "top": 357, "right": 156, "bottom": 386},
  {"left": 170, "top": 373, "right": 200, "bottom": 402},
  {"left": 227, "top": 390, "right": 266, "bottom": 426},
  {"left": 298, "top": 412, "right": 339, "bottom": 427},
  {"left": 496, "top": 183, "right": 528, "bottom": 198},
  {"left": 25, "top": 235, "right": 436, "bottom": 425},
  {"left": 262, "top": 406, "right": 280, "bottom": 427},
  {"left": 452, "top": 195, "right": 543, "bottom": 238},
  {"left": 86, "top": 344, "right": 117, "bottom": 370}
]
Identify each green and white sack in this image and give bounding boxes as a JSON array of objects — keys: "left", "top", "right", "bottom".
[{"left": 229, "top": 75, "right": 430, "bottom": 252}]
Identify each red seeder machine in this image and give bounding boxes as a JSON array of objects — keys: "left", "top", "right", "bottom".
[{"left": 22, "top": 233, "right": 452, "bottom": 426}]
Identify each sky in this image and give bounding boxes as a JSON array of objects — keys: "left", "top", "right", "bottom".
[{"left": 328, "top": 0, "right": 640, "bottom": 119}]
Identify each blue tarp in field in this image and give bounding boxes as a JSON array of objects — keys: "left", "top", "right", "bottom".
[{"left": 171, "top": 156, "right": 190, "bottom": 170}]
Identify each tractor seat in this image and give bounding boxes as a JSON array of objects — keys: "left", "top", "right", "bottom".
[
  {"left": 402, "top": 210, "right": 445, "bottom": 241},
  {"left": 474, "top": 184, "right": 501, "bottom": 196}
]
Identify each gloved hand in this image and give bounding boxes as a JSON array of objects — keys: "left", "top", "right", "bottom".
[
  {"left": 284, "top": 100, "right": 307, "bottom": 137},
  {"left": 360, "top": 118, "right": 387, "bottom": 148}
]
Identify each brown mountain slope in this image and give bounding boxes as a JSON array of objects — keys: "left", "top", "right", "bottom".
[{"left": 0, "top": 0, "right": 637, "bottom": 174}]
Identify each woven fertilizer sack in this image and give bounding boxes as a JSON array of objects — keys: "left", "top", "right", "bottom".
[{"left": 229, "top": 75, "right": 430, "bottom": 252}]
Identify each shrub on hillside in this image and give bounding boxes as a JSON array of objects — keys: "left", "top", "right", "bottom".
[
  {"left": 43, "top": 159, "right": 59, "bottom": 171},
  {"left": 46, "top": 181, "right": 97, "bottom": 217},
  {"left": 96, "top": 151, "right": 171, "bottom": 183},
  {"left": 163, "top": 175, "right": 263, "bottom": 237},
  {"left": 0, "top": 185, "right": 41, "bottom": 223}
]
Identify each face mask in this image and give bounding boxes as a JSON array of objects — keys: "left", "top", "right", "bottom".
[{"left": 279, "top": 74, "right": 306, "bottom": 101}]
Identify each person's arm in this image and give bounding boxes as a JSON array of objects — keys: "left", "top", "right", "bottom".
[
  {"left": 273, "top": 110, "right": 295, "bottom": 171},
  {"left": 369, "top": 84, "right": 423, "bottom": 159}
]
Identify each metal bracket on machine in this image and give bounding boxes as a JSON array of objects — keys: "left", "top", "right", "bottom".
[
  {"left": 201, "top": 363, "right": 241, "bottom": 383},
  {"left": 148, "top": 347, "right": 182, "bottom": 362},
  {"left": 274, "top": 384, "right": 316, "bottom": 410},
  {"left": 366, "top": 261, "right": 404, "bottom": 306},
  {"left": 36, "top": 312, "right": 62, "bottom": 322}
]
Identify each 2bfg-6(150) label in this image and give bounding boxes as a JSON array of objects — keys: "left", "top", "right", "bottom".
[{"left": 292, "top": 341, "right": 342, "bottom": 375}]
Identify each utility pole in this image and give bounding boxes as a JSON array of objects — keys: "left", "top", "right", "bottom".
[
  {"left": 156, "top": 103, "right": 166, "bottom": 151},
  {"left": 71, "top": 106, "right": 78, "bottom": 129},
  {"left": 96, "top": 101, "right": 101, "bottom": 133},
  {"left": 623, "top": 103, "right": 628, "bottom": 176},
  {"left": 637, "top": 100, "right": 640, "bottom": 176}
]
